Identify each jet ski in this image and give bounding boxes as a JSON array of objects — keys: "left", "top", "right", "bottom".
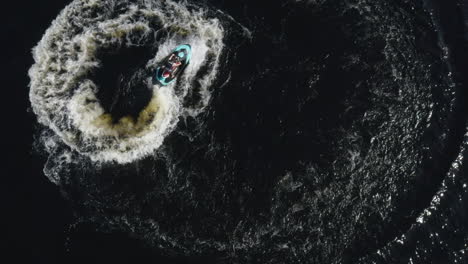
[{"left": 154, "top": 44, "right": 191, "bottom": 85}]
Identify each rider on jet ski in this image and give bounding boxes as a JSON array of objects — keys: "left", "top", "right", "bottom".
[
  {"left": 162, "top": 52, "right": 184, "bottom": 78},
  {"left": 154, "top": 44, "right": 191, "bottom": 85}
]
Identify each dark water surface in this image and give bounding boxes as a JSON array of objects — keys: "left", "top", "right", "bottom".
[{"left": 7, "top": 0, "right": 468, "bottom": 263}]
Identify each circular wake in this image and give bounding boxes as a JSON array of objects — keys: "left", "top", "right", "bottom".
[
  {"left": 29, "top": 0, "right": 468, "bottom": 263},
  {"left": 29, "top": 0, "right": 224, "bottom": 163}
]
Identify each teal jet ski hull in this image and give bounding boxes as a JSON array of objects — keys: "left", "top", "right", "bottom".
[{"left": 155, "top": 44, "right": 191, "bottom": 86}]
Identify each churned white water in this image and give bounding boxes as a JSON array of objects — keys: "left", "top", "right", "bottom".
[{"left": 29, "top": 0, "right": 225, "bottom": 164}]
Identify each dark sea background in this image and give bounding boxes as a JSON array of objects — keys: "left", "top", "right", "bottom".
[{"left": 3, "top": 0, "right": 468, "bottom": 263}]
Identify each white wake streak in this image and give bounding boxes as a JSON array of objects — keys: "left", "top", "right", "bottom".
[{"left": 29, "top": 0, "right": 224, "bottom": 164}]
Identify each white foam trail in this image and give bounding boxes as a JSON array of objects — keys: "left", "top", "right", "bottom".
[{"left": 29, "top": 0, "right": 225, "bottom": 164}]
